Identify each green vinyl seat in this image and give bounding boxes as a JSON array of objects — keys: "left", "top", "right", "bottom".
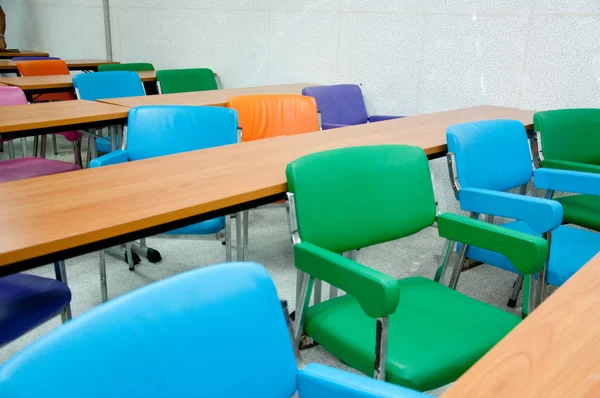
[
  {"left": 534, "top": 109, "right": 600, "bottom": 231},
  {"left": 97, "top": 62, "right": 155, "bottom": 72},
  {"left": 287, "top": 145, "right": 549, "bottom": 391},
  {"left": 156, "top": 68, "right": 217, "bottom": 94}
]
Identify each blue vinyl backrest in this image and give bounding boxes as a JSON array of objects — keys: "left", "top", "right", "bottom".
[
  {"left": 0, "top": 262, "right": 298, "bottom": 398},
  {"left": 302, "top": 84, "right": 368, "bottom": 125},
  {"left": 72, "top": 71, "right": 145, "bottom": 101},
  {"left": 447, "top": 119, "right": 533, "bottom": 192},
  {"left": 126, "top": 105, "right": 238, "bottom": 161}
]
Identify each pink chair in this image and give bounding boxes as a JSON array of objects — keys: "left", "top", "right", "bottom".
[
  {"left": 0, "top": 86, "right": 83, "bottom": 166},
  {"left": 0, "top": 87, "right": 80, "bottom": 182}
]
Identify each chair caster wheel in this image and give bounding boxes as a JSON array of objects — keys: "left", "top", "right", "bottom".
[
  {"left": 507, "top": 298, "right": 517, "bottom": 308},
  {"left": 146, "top": 248, "right": 162, "bottom": 263},
  {"left": 125, "top": 252, "right": 141, "bottom": 271}
]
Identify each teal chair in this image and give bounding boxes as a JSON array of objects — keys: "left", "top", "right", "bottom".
[{"left": 288, "top": 145, "right": 548, "bottom": 391}]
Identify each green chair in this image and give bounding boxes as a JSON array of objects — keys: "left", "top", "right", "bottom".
[
  {"left": 156, "top": 68, "right": 217, "bottom": 94},
  {"left": 97, "top": 62, "right": 155, "bottom": 72},
  {"left": 287, "top": 145, "right": 549, "bottom": 392},
  {"left": 533, "top": 109, "right": 600, "bottom": 231}
]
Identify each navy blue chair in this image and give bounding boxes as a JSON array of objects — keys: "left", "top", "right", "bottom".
[
  {"left": 0, "top": 262, "right": 427, "bottom": 398},
  {"left": 11, "top": 56, "right": 60, "bottom": 61},
  {"left": 302, "top": 84, "right": 403, "bottom": 130},
  {"left": 89, "top": 105, "right": 239, "bottom": 302},
  {"left": 72, "top": 71, "right": 145, "bottom": 156},
  {"left": 0, "top": 263, "right": 71, "bottom": 347},
  {"left": 437, "top": 119, "right": 600, "bottom": 314}
]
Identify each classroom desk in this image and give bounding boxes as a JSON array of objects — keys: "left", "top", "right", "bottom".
[
  {"left": 443, "top": 252, "right": 600, "bottom": 398},
  {"left": 0, "top": 59, "right": 120, "bottom": 74},
  {"left": 0, "top": 100, "right": 129, "bottom": 140},
  {"left": 0, "top": 72, "right": 158, "bottom": 101},
  {"left": 0, "top": 50, "right": 49, "bottom": 59},
  {"left": 0, "top": 105, "right": 533, "bottom": 275},
  {"left": 98, "top": 83, "right": 319, "bottom": 108}
]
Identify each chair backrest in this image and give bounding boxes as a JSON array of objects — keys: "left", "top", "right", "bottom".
[
  {"left": 12, "top": 56, "right": 60, "bottom": 61},
  {"left": 126, "top": 105, "right": 239, "bottom": 161},
  {"left": 534, "top": 109, "right": 600, "bottom": 166},
  {"left": 227, "top": 95, "right": 319, "bottom": 142},
  {"left": 156, "top": 68, "right": 217, "bottom": 94},
  {"left": 0, "top": 86, "right": 27, "bottom": 106},
  {"left": 16, "top": 59, "right": 70, "bottom": 76},
  {"left": 287, "top": 145, "right": 436, "bottom": 253},
  {"left": 302, "top": 84, "right": 368, "bottom": 126},
  {"left": 0, "top": 262, "right": 298, "bottom": 398},
  {"left": 447, "top": 119, "right": 533, "bottom": 192},
  {"left": 72, "top": 71, "right": 145, "bottom": 101},
  {"left": 98, "top": 62, "right": 155, "bottom": 72}
]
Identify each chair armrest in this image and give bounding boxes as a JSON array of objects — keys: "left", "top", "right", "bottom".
[
  {"left": 534, "top": 168, "right": 600, "bottom": 196},
  {"left": 459, "top": 187, "right": 562, "bottom": 234},
  {"left": 322, "top": 122, "right": 350, "bottom": 130},
  {"left": 298, "top": 363, "right": 429, "bottom": 398},
  {"left": 368, "top": 115, "right": 404, "bottom": 123},
  {"left": 294, "top": 242, "right": 399, "bottom": 318},
  {"left": 89, "top": 149, "right": 130, "bottom": 168},
  {"left": 542, "top": 159, "right": 600, "bottom": 174},
  {"left": 437, "top": 213, "right": 548, "bottom": 275}
]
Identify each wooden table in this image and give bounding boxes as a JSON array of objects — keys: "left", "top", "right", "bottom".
[
  {"left": 444, "top": 252, "right": 600, "bottom": 398},
  {"left": 0, "top": 105, "right": 533, "bottom": 274},
  {"left": 0, "top": 100, "right": 129, "bottom": 139},
  {"left": 98, "top": 83, "right": 318, "bottom": 108},
  {"left": 0, "top": 71, "right": 158, "bottom": 101},
  {"left": 0, "top": 50, "right": 49, "bottom": 60},
  {"left": 0, "top": 59, "right": 120, "bottom": 74}
]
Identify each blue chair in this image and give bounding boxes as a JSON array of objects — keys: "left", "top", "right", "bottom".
[
  {"left": 0, "top": 262, "right": 427, "bottom": 398},
  {"left": 72, "top": 71, "right": 145, "bottom": 156},
  {"left": 11, "top": 56, "right": 60, "bottom": 61},
  {"left": 0, "top": 263, "right": 71, "bottom": 347},
  {"left": 89, "top": 105, "right": 239, "bottom": 302},
  {"left": 437, "top": 119, "right": 600, "bottom": 313},
  {"left": 302, "top": 84, "right": 403, "bottom": 130}
]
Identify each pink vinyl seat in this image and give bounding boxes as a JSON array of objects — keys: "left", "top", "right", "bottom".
[{"left": 0, "top": 157, "right": 80, "bottom": 183}]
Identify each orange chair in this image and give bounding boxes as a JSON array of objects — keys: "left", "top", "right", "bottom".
[
  {"left": 16, "top": 60, "right": 82, "bottom": 164},
  {"left": 226, "top": 94, "right": 320, "bottom": 259}
]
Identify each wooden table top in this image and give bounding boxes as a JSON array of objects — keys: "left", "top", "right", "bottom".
[
  {"left": 98, "top": 83, "right": 318, "bottom": 108},
  {"left": 444, "top": 252, "right": 600, "bottom": 398},
  {"left": 0, "top": 50, "right": 49, "bottom": 59},
  {"left": 0, "top": 100, "right": 128, "bottom": 135},
  {"left": 0, "top": 59, "right": 119, "bottom": 72},
  {"left": 0, "top": 105, "right": 533, "bottom": 269},
  {"left": 0, "top": 71, "right": 156, "bottom": 90}
]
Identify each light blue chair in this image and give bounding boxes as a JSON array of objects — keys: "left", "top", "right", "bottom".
[
  {"left": 0, "top": 262, "right": 428, "bottom": 398},
  {"left": 89, "top": 105, "right": 239, "bottom": 302},
  {"left": 438, "top": 119, "right": 600, "bottom": 314},
  {"left": 72, "top": 71, "right": 145, "bottom": 156}
]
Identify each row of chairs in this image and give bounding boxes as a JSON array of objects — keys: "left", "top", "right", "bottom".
[{"left": 2, "top": 109, "right": 597, "bottom": 395}]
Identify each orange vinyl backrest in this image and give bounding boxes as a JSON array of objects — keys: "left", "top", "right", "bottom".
[
  {"left": 227, "top": 95, "right": 319, "bottom": 142},
  {"left": 16, "top": 60, "right": 75, "bottom": 102}
]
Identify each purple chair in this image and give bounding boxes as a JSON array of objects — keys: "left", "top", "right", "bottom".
[
  {"left": 0, "top": 86, "right": 83, "bottom": 165},
  {"left": 11, "top": 56, "right": 60, "bottom": 61},
  {"left": 302, "top": 84, "right": 403, "bottom": 130}
]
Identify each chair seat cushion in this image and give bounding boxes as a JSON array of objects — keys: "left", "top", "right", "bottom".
[
  {"left": 0, "top": 274, "right": 71, "bottom": 346},
  {"left": 305, "top": 276, "right": 520, "bottom": 391},
  {"left": 555, "top": 194, "right": 600, "bottom": 232},
  {"left": 0, "top": 158, "right": 80, "bottom": 183},
  {"left": 165, "top": 217, "right": 225, "bottom": 235},
  {"left": 465, "top": 221, "right": 600, "bottom": 286}
]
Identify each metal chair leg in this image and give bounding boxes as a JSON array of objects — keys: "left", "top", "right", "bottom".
[
  {"left": 314, "top": 279, "right": 322, "bottom": 304},
  {"left": 99, "top": 250, "right": 108, "bottom": 303},
  {"left": 20, "top": 137, "right": 27, "bottom": 157},
  {"left": 243, "top": 209, "right": 249, "bottom": 260},
  {"left": 507, "top": 274, "right": 523, "bottom": 308},
  {"left": 74, "top": 139, "right": 83, "bottom": 167},
  {"left": 374, "top": 317, "right": 389, "bottom": 380},
  {"left": 235, "top": 212, "right": 243, "bottom": 261},
  {"left": 434, "top": 239, "right": 456, "bottom": 283},
  {"left": 125, "top": 243, "right": 135, "bottom": 271},
  {"left": 225, "top": 214, "right": 232, "bottom": 262},
  {"left": 40, "top": 135, "right": 47, "bottom": 158},
  {"left": 54, "top": 260, "right": 72, "bottom": 322},
  {"left": 449, "top": 243, "right": 468, "bottom": 290},
  {"left": 293, "top": 272, "right": 314, "bottom": 345},
  {"left": 33, "top": 136, "right": 39, "bottom": 157},
  {"left": 52, "top": 134, "right": 58, "bottom": 155},
  {"left": 7, "top": 140, "right": 15, "bottom": 160}
]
